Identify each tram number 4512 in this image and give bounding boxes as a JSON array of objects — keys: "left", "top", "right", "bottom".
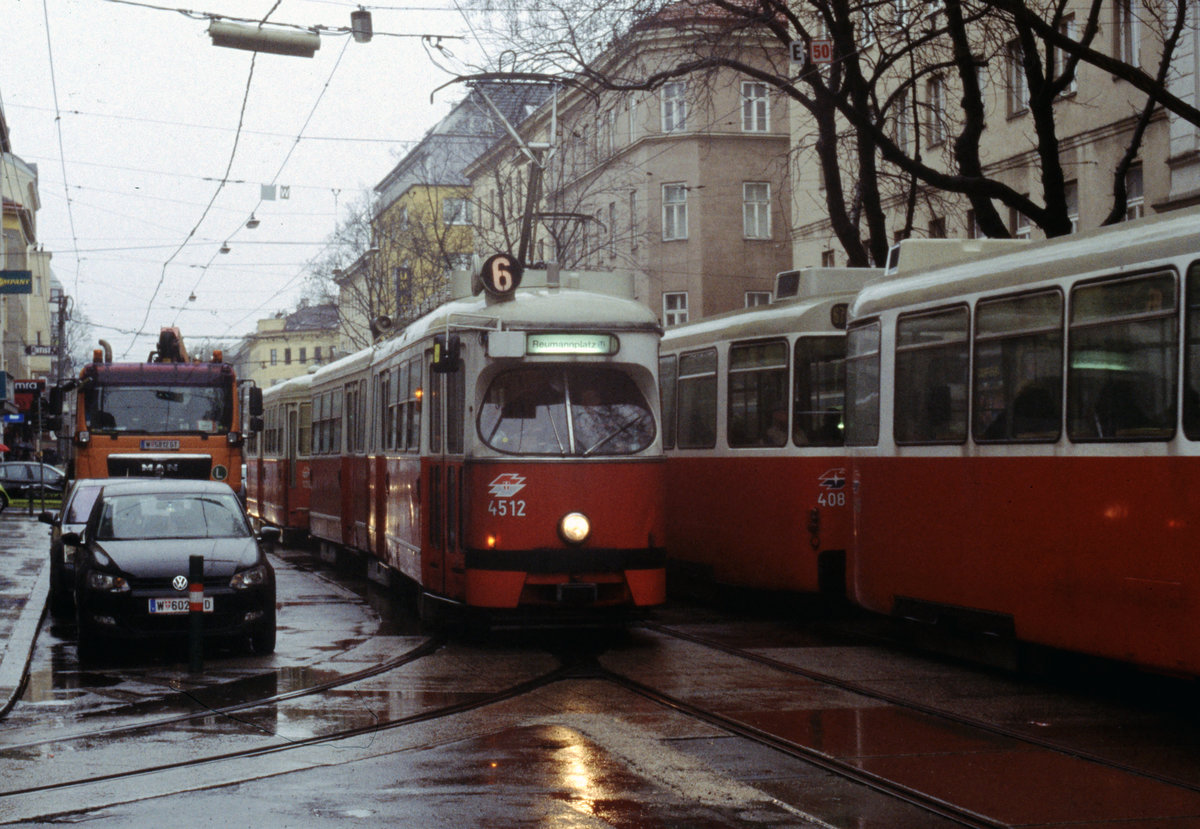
[{"left": 488, "top": 499, "right": 527, "bottom": 517}]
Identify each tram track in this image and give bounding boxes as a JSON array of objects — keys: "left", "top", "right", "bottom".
[
  {"left": 641, "top": 619, "right": 1200, "bottom": 798},
  {"left": 585, "top": 660, "right": 1006, "bottom": 829},
  {"left": 0, "top": 636, "right": 444, "bottom": 761},
  {"left": 0, "top": 651, "right": 576, "bottom": 806}
]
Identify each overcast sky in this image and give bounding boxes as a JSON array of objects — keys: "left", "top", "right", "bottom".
[{"left": 2, "top": 0, "right": 488, "bottom": 359}]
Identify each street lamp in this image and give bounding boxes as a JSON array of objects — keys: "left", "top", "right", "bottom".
[{"left": 208, "top": 20, "right": 320, "bottom": 58}]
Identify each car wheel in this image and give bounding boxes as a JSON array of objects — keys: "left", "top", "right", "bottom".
[{"left": 250, "top": 604, "right": 277, "bottom": 655}]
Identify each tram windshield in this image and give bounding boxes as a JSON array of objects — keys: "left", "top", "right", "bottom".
[{"left": 479, "top": 366, "right": 655, "bottom": 456}]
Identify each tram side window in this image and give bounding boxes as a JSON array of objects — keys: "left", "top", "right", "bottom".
[
  {"left": 356, "top": 379, "right": 368, "bottom": 453},
  {"left": 298, "top": 401, "right": 312, "bottom": 456},
  {"left": 973, "top": 290, "right": 1063, "bottom": 443},
  {"left": 429, "top": 353, "right": 443, "bottom": 455},
  {"left": 344, "top": 382, "right": 358, "bottom": 455},
  {"left": 406, "top": 358, "right": 422, "bottom": 452},
  {"left": 794, "top": 336, "right": 845, "bottom": 447},
  {"left": 1068, "top": 271, "right": 1177, "bottom": 441},
  {"left": 447, "top": 362, "right": 465, "bottom": 455},
  {"left": 844, "top": 322, "right": 880, "bottom": 446},
  {"left": 677, "top": 349, "right": 718, "bottom": 449},
  {"left": 728, "top": 340, "right": 788, "bottom": 447},
  {"left": 330, "top": 389, "right": 343, "bottom": 453},
  {"left": 380, "top": 371, "right": 393, "bottom": 451},
  {"left": 1183, "top": 263, "right": 1200, "bottom": 439},
  {"left": 312, "top": 393, "right": 324, "bottom": 454},
  {"left": 659, "top": 355, "right": 678, "bottom": 450},
  {"left": 390, "top": 365, "right": 404, "bottom": 450},
  {"left": 894, "top": 306, "right": 969, "bottom": 444}
]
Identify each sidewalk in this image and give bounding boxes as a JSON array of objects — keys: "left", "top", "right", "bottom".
[{"left": 0, "top": 510, "right": 49, "bottom": 717}]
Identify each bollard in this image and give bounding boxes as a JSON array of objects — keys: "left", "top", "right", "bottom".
[{"left": 188, "top": 554, "right": 204, "bottom": 673}]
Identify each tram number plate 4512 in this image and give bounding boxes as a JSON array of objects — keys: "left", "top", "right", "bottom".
[{"left": 149, "top": 597, "right": 213, "bottom": 614}]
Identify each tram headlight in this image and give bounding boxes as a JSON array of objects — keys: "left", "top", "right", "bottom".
[{"left": 558, "top": 512, "right": 591, "bottom": 545}]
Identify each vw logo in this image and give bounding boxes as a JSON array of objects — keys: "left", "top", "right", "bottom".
[{"left": 172, "top": 575, "right": 189, "bottom": 591}]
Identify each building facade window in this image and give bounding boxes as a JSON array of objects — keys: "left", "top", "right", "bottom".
[
  {"left": 314, "top": 346, "right": 322, "bottom": 362},
  {"left": 1064, "top": 180, "right": 1079, "bottom": 232},
  {"left": 270, "top": 349, "right": 278, "bottom": 365},
  {"left": 822, "top": 248, "right": 836, "bottom": 267},
  {"left": 1055, "top": 15, "right": 1078, "bottom": 93},
  {"left": 661, "top": 82, "right": 687, "bottom": 132},
  {"left": 1007, "top": 39, "right": 1029, "bottom": 115},
  {"left": 895, "top": 91, "right": 912, "bottom": 154},
  {"left": 664, "top": 291, "right": 689, "bottom": 326},
  {"left": 1125, "top": 165, "right": 1144, "bottom": 220},
  {"left": 929, "top": 216, "right": 946, "bottom": 238},
  {"left": 1011, "top": 206, "right": 1032, "bottom": 239},
  {"left": 1114, "top": 0, "right": 1140, "bottom": 66},
  {"left": 926, "top": 75, "right": 946, "bottom": 144},
  {"left": 741, "top": 82, "right": 769, "bottom": 132},
  {"left": 662, "top": 183, "right": 688, "bottom": 241},
  {"left": 284, "top": 348, "right": 292, "bottom": 365},
  {"left": 743, "top": 182, "right": 771, "bottom": 239},
  {"left": 442, "top": 197, "right": 472, "bottom": 225},
  {"left": 300, "top": 347, "right": 307, "bottom": 363}
]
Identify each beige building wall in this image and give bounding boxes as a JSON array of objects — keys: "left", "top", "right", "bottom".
[
  {"left": 236, "top": 315, "right": 340, "bottom": 389},
  {"left": 468, "top": 20, "right": 793, "bottom": 327},
  {"left": 790, "top": 1, "right": 1183, "bottom": 267}
]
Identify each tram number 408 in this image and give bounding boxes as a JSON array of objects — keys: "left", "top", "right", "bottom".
[
  {"left": 488, "top": 499, "right": 527, "bottom": 517},
  {"left": 817, "top": 492, "right": 846, "bottom": 507}
]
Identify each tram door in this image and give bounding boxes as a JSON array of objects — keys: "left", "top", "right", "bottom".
[{"left": 424, "top": 349, "right": 466, "bottom": 599}]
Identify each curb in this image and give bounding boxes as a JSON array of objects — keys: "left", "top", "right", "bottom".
[{"left": 0, "top": 559, "right": 47, "bottom": 717}]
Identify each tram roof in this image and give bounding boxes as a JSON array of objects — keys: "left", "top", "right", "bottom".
[
  {"left": 261, "top": 370, "right": 314, "bottom": 403},
  {"left": 371, "top": 286, "right": 661, "bottom": 364},
  {"left": 851, "top": 205, "right": 1200, "bottom": 319},
  {"left": 661, "top": 267, "right": 877, "bottom": 350}
]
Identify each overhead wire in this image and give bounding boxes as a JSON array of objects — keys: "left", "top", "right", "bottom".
[
  {"left": 40, "top": 0, "right": 84, "bottom": 297},
  {"left": 121, "top": 49, "right": 262, "bottom": 358},
  {"left": 176, "top": 34, "right": 356, "bottom": 331}
]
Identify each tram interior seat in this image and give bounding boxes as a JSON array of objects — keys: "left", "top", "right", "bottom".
[{"left": 1092, "top": 380, "right": 1149, "bottom": 437}]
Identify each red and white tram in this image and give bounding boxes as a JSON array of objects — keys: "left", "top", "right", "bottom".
[
  {"left": 845, "top": 207, "right": 1200, "bottom": 674},
  {"left": 246, "top": 372, "right": 313, "bottom": 541},
  {"left": 659, "top": 268, "right": 875, "bottom": 595},
  {"left": 290, "top": 260, "right": 666, "bottom": 621}
]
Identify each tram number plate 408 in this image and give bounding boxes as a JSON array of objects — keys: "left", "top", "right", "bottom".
[{"left": 149, "top": 597, "right": 213, "bottom": 614}]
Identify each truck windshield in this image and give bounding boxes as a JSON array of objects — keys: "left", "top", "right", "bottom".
[
  {"left": 479, "top": 366, "right": 655, "bottom": 456},
  {"left": 84, "top": 384, "right": 232, "bottom": 435}
]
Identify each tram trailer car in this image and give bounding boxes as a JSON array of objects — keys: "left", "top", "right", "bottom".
[
  {"left": 305, "top": 262, "right": 666, "bottom": 622},
  {"left": 845, "top": 206, "right": 1200, "bottom": 676},
  {"left": 246, "top": 372, "right": 313, "bottom": 542},
  {"left": 659, "top": 268, "right": 876, "bottom": 596}
]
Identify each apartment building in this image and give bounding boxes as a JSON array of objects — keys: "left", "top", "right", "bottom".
[{"left": 465, "top": 2, "right": 794, "bottom": 326}]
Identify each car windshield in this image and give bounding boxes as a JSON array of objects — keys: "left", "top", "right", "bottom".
[
  {"left": 64, "top": 486, "right": 102, "bottom": 523},
  {"left": 96, "top": 492, "right": 250, "bottom": 540}
]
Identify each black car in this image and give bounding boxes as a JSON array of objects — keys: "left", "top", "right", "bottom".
[
  {"left": 0, "top": 462, "right": 66, "bottom": 497},
  {"left": 64, "top": 479, "right": 280, "bottom": 659},
  {"left": 38, "top": 479, "right": 105, "bottom": 615}
]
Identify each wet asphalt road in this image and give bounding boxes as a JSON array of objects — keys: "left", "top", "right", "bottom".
[{"left": 6, "top": 539, "right": 1200, "bottom": 827}]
